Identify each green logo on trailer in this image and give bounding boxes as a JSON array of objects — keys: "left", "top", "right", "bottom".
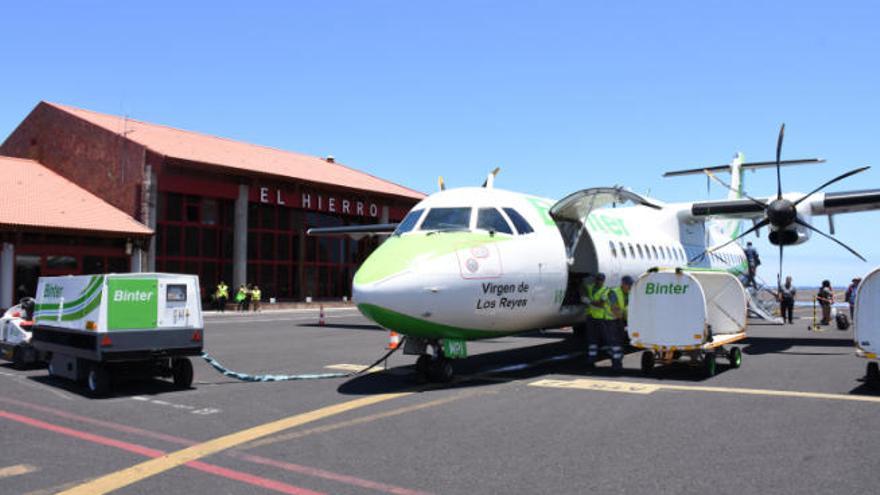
[{"left": 108, "top": 279, "right": 158, "bottom": 330}]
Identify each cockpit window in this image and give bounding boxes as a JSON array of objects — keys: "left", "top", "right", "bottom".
[
  {"left": 393, "top": 209, "right": 423, "bottom": 235},
  {"left": 476, "top": 208, "right": 513, "bottom": 235},
  {"left": 419, "top": 207, "right": 472, "bottom": 231},
  {"left": 503, "top": 208, "right": 534, "bottom": 234}
]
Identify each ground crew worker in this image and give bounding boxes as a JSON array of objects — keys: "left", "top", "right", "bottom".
[
  {"left": 582, "top": 273, "right": 609, "bottom": 368},
  {"left": 215, "top": 281, "right": 229, "bottom": 312},
  {"left": 235, "top": 284, "right": 248, "bottom": 312},
  {"left": 251, "top": 285, "right": 262, "bottom": 312},
  {"left": 606, "top": 276, "right": 633, "bottom": 371},
  {"left": 845, "top": 277, "right": 860, "bottom": 320}
]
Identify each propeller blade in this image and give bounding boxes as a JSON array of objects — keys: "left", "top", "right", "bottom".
[
  {"left": 792, "top": 166, "right": 871, "bottom": 207},
  {"left": 704, "top": 170, "right": 768, "bottom": 208},
  {"left": 776, "top": 123, "right": 785, "bottom": 200},
  {"left": 794, "top": 218, "right": 867, "bottom": 261},
  {"left": 689, "top": 218, "right": 770, "bottom": 263}
]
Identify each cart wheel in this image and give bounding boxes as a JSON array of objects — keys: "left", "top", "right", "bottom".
[
  {"left": 87, "top": 365, "right": 111, "bottom": 397},
  {"left": 640, "top": 351, "right": 655, "bottom": 375},
  {"left": 728, "top": 346, "right": 742, "bottom": 369},
  {"left": 704, "top": 353, "right": 717, "bottom": 378},
  {"left": 12, "top": 347, "right": 25, "bottom": 370},
  {"left": 172, "top": 358, "right": 194, "bottom": 389},
  {"left": 867, "top": 362, "right": 880, "bottom": 384}
]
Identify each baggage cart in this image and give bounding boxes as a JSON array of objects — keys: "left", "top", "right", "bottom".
[
  {"left": 31, "top": 273, "right": 203, "bottom": 396},
  {"left": 854, "top": 267, "right": 880, "bottom": 388},
  {"left": 628, "top": 269, "right": 748, "bottom": 377}
]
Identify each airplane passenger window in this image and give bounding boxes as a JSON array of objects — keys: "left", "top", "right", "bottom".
[
  {"left": 476, "top": 208, "right": 513, "bottom": 235},
  {"left": 665, "top": 246, "right": 672, "bottom": 260},
  {"left": 637, "top": 244, "right": 644, "bottom": 259},
  {"left": 629, "top": 244, "right": 636, "bottom": 258},
  {"left": 420, "top": 207, "right": 472, "bottom": 231},
  {"left": 503, "top": 208, "right": 534, "bottom": 234},
  {"left": 651, "top": 246, "right": 658, "bottom": 260},
  {"left": 393, "top": 209, "right": 424, "bottom": 235},
  {"left": 609, "top": 241, "right": 617, "bottom": 257},
  {"left": 619, "top": 242, "right": 627, "bottom": 258}
]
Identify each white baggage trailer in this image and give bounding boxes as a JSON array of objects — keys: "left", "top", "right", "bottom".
[
  {"left": 628, "top": 268, "right": 748, "bottom": 377},
  {"left": 31, "top": 273, "right": 203, "bottom": 396},
  {"left": 854, "top": 266, "right": 880, "bottom": 388}
]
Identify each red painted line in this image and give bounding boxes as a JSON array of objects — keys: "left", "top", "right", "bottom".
[
  {"left": 0, "top": 410, "right": 325, "bottom": 495},
  {"left": 0, "top": 397, "right": 432, "bottom": 495}
]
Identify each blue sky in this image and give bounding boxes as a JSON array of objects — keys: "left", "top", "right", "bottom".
[{"left": 2, "top": 1, "right": 878, "bottom": 286}]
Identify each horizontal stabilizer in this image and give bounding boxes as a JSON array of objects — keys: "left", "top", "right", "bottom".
[
  {"left": 307, "top": 223, "right": 398, "bottom": 236},
  {"left": 664, "top": 158, "right": 824, "bottom": 177}
]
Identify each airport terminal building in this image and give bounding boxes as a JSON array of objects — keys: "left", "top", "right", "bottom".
[{"left": 0, "top": 102, "right": 424, "bottom": 307}]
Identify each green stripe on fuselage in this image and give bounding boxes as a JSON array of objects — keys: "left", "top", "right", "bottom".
[
  {"left": 353, "top": 232, "right": 511, "bottom": 286},
  {"left": 357, "top": 303, "right": 520, "bottom": 340}
]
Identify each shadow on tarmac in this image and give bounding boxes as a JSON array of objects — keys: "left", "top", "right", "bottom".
[
  {"left": 27, "top": 374, "right": 191, "bottom": 400},
  {"left": 743, "top": 336, "right": 854, "bottom": 356},
  {"left": 336, "top": 339, "right": 739, "bottom": 396}
]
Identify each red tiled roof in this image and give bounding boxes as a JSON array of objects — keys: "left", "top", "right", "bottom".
[
  {"left": 0, "top": 156, "right": 152, "bottom": 236},
  {"left": 46, "top": 102, "right": 425, "bottom": 200}
]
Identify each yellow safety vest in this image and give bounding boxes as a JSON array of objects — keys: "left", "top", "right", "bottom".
[
  {"left": 585, "top": 285, "right": 610, "bottom": 319},
  {"left": 608, "top": 286, "right": 627, "bottom": 321},
  {"left": 252, "top": 289, "right": 262, "bottom": 301},
  {"left": 216, "top": 284, "right": 228, "bottom": 299}
]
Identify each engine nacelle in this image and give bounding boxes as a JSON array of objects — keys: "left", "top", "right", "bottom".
[{"left": 768, "top": 211, "right": 813, "bottom": 246}]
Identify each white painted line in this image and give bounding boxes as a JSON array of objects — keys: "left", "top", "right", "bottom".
[
  {"left": 0, "top": 464, "right": 38, "bottom": 479},
  {"left": 130, "top": 396, "right": 220, "bottom": 415},
  {"left": 530, "top": 377, "right": 880, "bottom": 403},
  {"left": 325, "top": 363, "right": 383, "bottom": 374}
]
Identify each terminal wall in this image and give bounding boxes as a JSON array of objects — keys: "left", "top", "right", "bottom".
[{"left": 0, "top": 102, "right": 147, "bottom": 218}]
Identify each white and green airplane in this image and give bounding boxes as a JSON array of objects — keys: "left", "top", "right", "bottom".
[{"left": 311, "top": 128, "right": 879, "bottom": 381}]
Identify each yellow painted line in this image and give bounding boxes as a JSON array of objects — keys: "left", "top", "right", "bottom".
[
  {"left": 244, "top": 387, "right": 494, "bottom": 450},
  {"left": 58, "top": 393, "right": 409, "bottom": 495},
  {"left": 530, "top": 378, "right": 660, "bottom": 395},
  {"left": 0, "top": 464, "right": 38, "bottom": 479},
  {"left": 325, "top": 363, "right": 383, "bottom": 374},
  {"left": 530, "top": 378, "right": 880, "bottom": 403}
]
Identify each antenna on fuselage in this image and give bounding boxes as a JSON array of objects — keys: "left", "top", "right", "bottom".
[
  {"left": 438, "top": 176, "right": 446, "bottom": 191},
  {"left": 482, "top": 167, "right": 501, "bottom": 188}
]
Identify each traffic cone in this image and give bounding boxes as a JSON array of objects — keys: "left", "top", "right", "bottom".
[
  {"left": 319, "top": 305, "right": 325, "bottom": 326},
  {"left": 387, "top": 331, "right": 401, "bottom": 350}
]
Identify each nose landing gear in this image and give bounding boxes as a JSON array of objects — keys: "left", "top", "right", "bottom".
[{"left": 411, "top": 339, "right": 456, "bottom": 383}]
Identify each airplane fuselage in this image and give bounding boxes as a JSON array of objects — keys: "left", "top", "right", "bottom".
[{"left": 353, "top": 187, "right": 749, "bottom": 340}]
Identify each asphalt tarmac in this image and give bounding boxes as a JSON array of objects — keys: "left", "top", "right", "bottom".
[{"left": 1, "top": 306, "right": 877, "bottom": 495}]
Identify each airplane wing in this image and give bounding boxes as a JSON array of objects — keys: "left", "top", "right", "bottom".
[
  {"left": 307, "top": 223, "right": 398, "bottom": 236},
  {"left": 688, "top": 188, "right": 880, "bottom": 219}
]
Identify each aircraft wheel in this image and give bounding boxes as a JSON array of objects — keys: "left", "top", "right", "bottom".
[
  {"left": 728, "top": 346, "right": 742, "bottom": 369},
  {"left": 640, "top": 351, "right": 655, "bottom": 375},
  {"left": 704, "top": 353, "right": 717, "bottom": 378},
  {"left": 430, "top": 358, "right": 454, "bottom": 383},
  {"left": 172, "top": 358, "right": 194, "bottom": 389},
  {"left": 87, "top": 365, "right": 111, "bottom": 397},
  {"left": 415, "top": 355, "right": 432, "bottom": 377},
  {"left": 867, "top": 361, "right": 880, "bottom": 385}
]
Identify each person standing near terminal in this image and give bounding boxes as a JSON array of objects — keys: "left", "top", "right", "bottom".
[
  {"left": 606, "top": 275, "right": 634, "bottom": 371},
  {"left": 778, "top": 276, "right": 796, "bottom": 324},
  {"left": 817, "top": 280, "right": 834, "bottom": 325},
  {"left": 744, "top": 242, "right": 761, "bottom": 287},
  {"left": 235, "top": 284, "right": 248, "bottom": 312},
  {"left": 251, "top": 285, "right": 262, "bottom": 312},
  {"left": 582, "top": 273, "right": 609, "bottom": 368},
  {"left": 845, "top": 277, "right": 861, "bottom": 319},
  {"left": 215, "top": 281, "right": 229, "bottom": 312}
]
